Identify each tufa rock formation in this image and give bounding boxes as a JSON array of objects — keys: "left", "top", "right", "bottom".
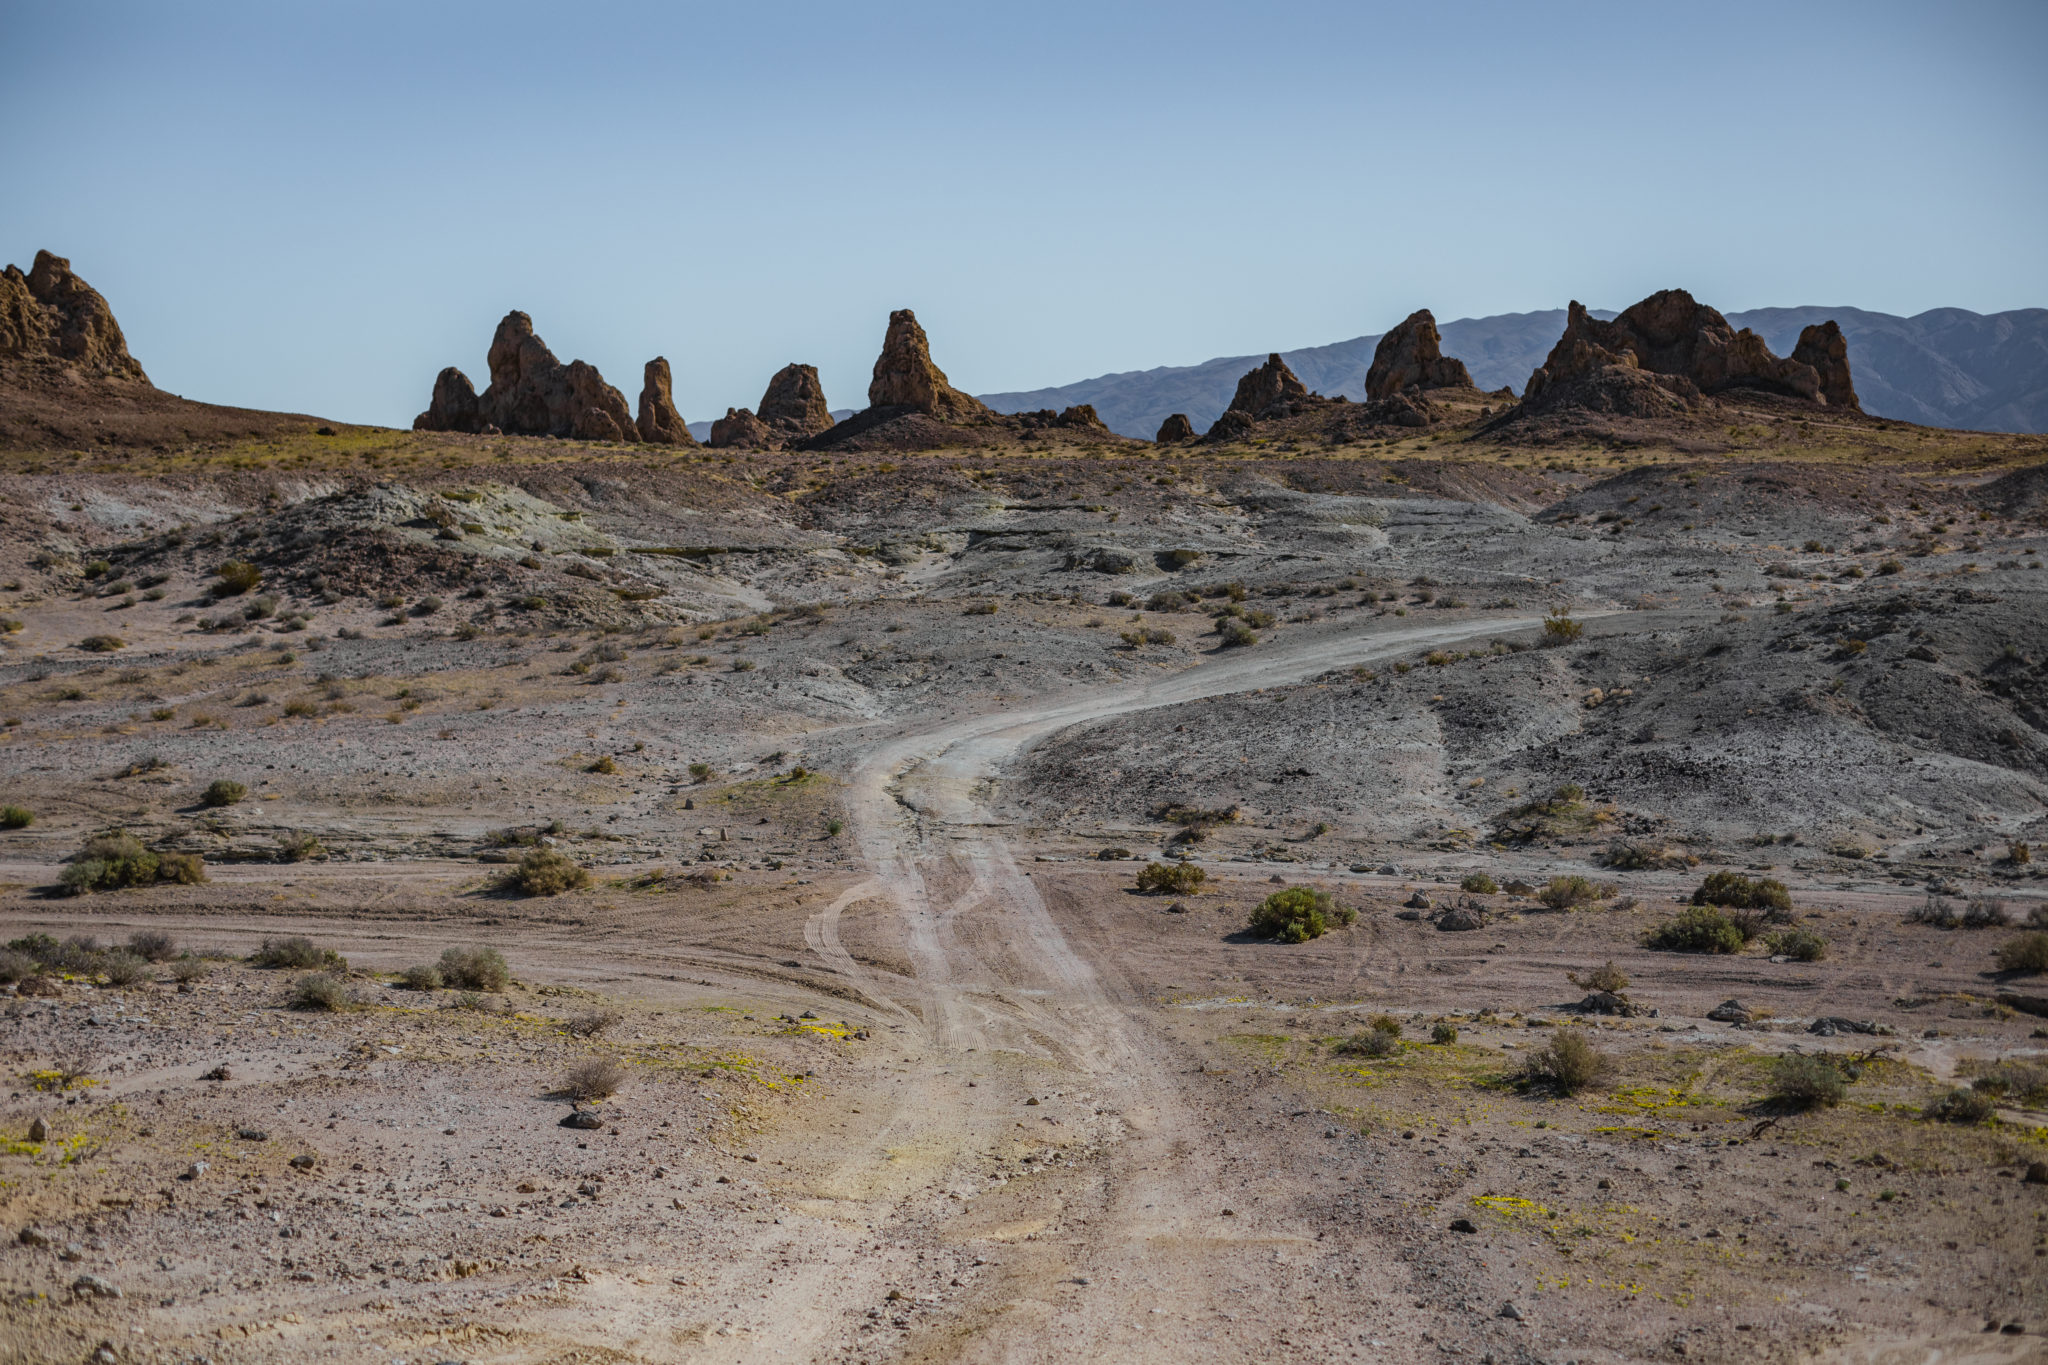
[
  {"left": 709, "top": 406, "right": 774, "bottom": 448},
  {"left": 1791, "top": 320, "right": 1861, "bottom": 412},
  {"left": 1155, "top": 413, "right": 1196, "bottom": 443},
  {"left": 1365, "top": 309, "right": 1473, "bottom": 401},
  {"left": 1226, "top": 353, "right": 1310, "bottom": 416},
  {"left": 756, "top": 363, "right": 834, "bottom": 440},
  {"left": 867, "top": 309, "right": 989, "bottom": 422},
  {"left": 414, "top": 311, "right": 639, "bottom": 441},
  {"left": 0, "top": 250, "right": 149, "bottom": 383},
  {"left": 637, "top": 358, "right": 697, "bottom": 446},
  {"left": 1521, "top": 291, "right": 1852, "bottom": 417}
]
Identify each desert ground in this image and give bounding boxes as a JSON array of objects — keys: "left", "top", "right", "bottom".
[{"left": 3, "top": 404, "right": 2048, "bottom": 1365}]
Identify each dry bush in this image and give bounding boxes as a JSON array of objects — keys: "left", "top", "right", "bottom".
[
  {"left": 1536, "top": 875, "right": 1605, "bottom": 910},
  {"left": 1568, "top": 960, "right": 1629, "bottom": 993},
  {"left": 1601, "top": 841, "right": 1692, "bottom": 870},
  {"left": 99, "top": 951, "right": 149, "bottom": 987},
  {"left": 566, "top": 1010, "right": 621, "bottom": 1038},
  {"left": 1770, "top": 1054, "right": 1848, "bottom": 1109},
  {"left": 1521, "top": 1030, "right": 1610, "bottom": 1094},
  {"left": 1337, "top": 1015, "right": 1403, "bottom": 1058},
  {"left": 438, "top": 945, "right": 509, "bottom": 991},
  {"left": 171, "top": 956, "right": 210, "bottom": 983},
  {"left": 1765, "top": 927, "right": 1829, "bottom": 961},
  {"left": 1246, "top": 886, "right": 1354, "bottom": 943},
  {"left": 1993, "top": 932, "right": 2048, "bottom": 974},
  {"left": 201, "top": 779, "right": 247, "bottom": 808},
  {"left": 1962, "top": 897, "right": 2012, "bottom": 929},
  {"left": 289, "top": 973, "right": 352, "bottom": 1011},
  {"left": 1925, "top": 1088, "right": 1995, "bottom": 1124},
  {"left": 128, "top": 930, "right": 177, "bottom": 961},
  {"left": 1134, "top": 861, "right": 1206, "bottom": 896},
  {"left": 1459, "top": 872, "right": 1498, "bottom": 894},
  {"left": 1643, "top": 906, "right": 1747, "bottom": 954},
  {"left": 562, "top": 1055, "right": 628, "bottom": 1101},
  {"left": 397, "top": 964, "right": 443, "bottom": 991},
  {"left": 252, "top": 936, "right": 346, "bottom": 970},
  {"left": 501, "top": 848, "right": 590, "bottom": 896},
  {"left": 1691, "top": 871, "right": 1792, "bottom": 914},
  {"left": 1431, "top": 1022, "right": 1459, "bottom": 1044}
]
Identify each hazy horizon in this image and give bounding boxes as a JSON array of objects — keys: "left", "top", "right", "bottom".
[{"left": 6, "top": 0, "right": 2045, "bottom": 428}]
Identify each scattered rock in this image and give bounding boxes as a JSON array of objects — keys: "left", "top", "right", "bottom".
[
  {"left": 26, "top": 1116, "right": 47, "bottom": 1143},
  {"left": 1791, "top": 320, "right": 1861, "bottom": 411},
  {"left": 1499, "top": 1301, "right": 1524, "bottom": 1321},
  {"left": 1810, "top": 1016, "right": 1889, "bottom": 1037},
  {"left": 0, "top": 250, "right": 150, "bottom": 382},
  {"left": 289, "top": 1154, "right": 318, "bottom": 1171},
  {"left": 1449, "top": 1217, "right": 1478, "bottom": 1234},
  {"left": 2023, "top": 1162, "right": 2047, "bottom": 1185},
  {"left": 201, "top": 1064, "right": 231, "bottom": 1081},
  {"left": 756, "top": 363, "right": 835, "bottom": 440},
  {"left": 1577, "top": 991, "right": 1643, "bottom": 1017},
  {"left": 708, "top": 406, "right": 775, "bottom": 449},
  {"left": 1365, "top": 309, "right": 1473, "bottom": 400},
  {"left": 1155, "top": 413, "right": 1196, "bottom": 443},
  {"left": 70, "top": 1274, "right": 121, "bottom": 1300},
  {"left": 235, "top": 1128, "right": 269, "bottom": 1142},
  {"left": 636, "top": 357, "right": 698, "bottom": 446},
  {"left": 560, "top": 1110, "right": 605, "bottom": 1131},
  {"left": 1706, "top": 999, "right": 1753, "bottom": 1024},
  {"left": 179, "top": 1162, "right": 207, "bottom": 1181},
  {"left": 1405, "top": 891, "right": 1434, "bottom": 909},
  {"left": 17, "top": 1226, "right": 49, "bottom": 1247},
  {"left": 867, "top": 309, "right": 989, "bottom": 422},
  {"left": 1435, "top": 906, "right": 1486, "bottom": 932},
  {"left": 60, "top": 1243, "right": 84, "bottom": 1262}
]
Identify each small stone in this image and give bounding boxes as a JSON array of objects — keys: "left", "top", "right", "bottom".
[
  {"left": 201, "top": 1064, "right": 231, "bottom": 1081},
  {"left": 1499, "top": 1301, "right": 1523, "bottom": 1321},
  {"left": 27, "top": 1116, "right": 47, "bottom": 1143},
  {"left": 289, "top": 1154, "right": 317, "bottom": 1170},
  {"left": 2024, "top": 1162, "right": 2047, "bottom": 1185},
  {"left": 17, "top": 1227, "right": 50, "bottom": 1247},
  {"left": 743, "top": 1153, "right": 759, "bottom": 1163},
  {"left": 71, "top": 1274, "right": 121, "bottom": 1299},
  {"left": 1449, "top": 1218, "right": 1478, "bottom": 1234},
  {"left": 61, "top": 1243, "right": 85, "bottom": 1262},
  {"left": 560, "top": 1111, "right": 604, "bottom": 1130},
  {"left": 180, "top": 1161, "right": 208, "bottom": 1181},
  {"left": 235, "top": 1128, "right": 269, "bottom": 1142},
  {"left": 1024, "top": 1097, "right": 1040, "bottom": 1106}
]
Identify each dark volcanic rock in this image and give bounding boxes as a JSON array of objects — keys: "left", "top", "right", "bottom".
[
  {"left": 419, "top": 367, "right": 480, "bottom": 434},
  {"left": 1791, "top": 320, "right": 1861, "bottom": 412},
  {"left": 0, "top": 250, "right": 150, "bottom": 382},
  {"left": 709, "top": 406, "right": 775, "bottom": 448},
  {"left": 1522, "top": 291, "right": 1828, "bottom": 417},
  {"left": 868, "top": 309, "right": 989, "bottom": 422},
  {"left": 757, "top": 363, "right": 834, "bottom": 439},
  {"left": 1226, "top": 353, "right": 1310, "bottom": 416},
  {"left": 1155, "top": 413, "right": 1196, "bottom": 443},
  {"left": 636, "top": 357, "right": 697, "bottom": 446},
  {"left": 1202, "top": 410, "right": 1256, "bottom": 443},
  {"left": 415, "top": 311, "right": 638, "bottom": 441},
  {"left": 1365, "top": 309, "right": 1473, "bottom": 401}
]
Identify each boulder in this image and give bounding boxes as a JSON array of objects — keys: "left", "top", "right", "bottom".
[
  {"left": 1435, "top": 905, "right": 1486, "bottom": 932},
  {"left": 1201, "top": 409, "right": 1256, "bottom": 444},
  {"left": 1524, "top": 291, "right": 1825, "bottom": 415},
  {"left": 708, "top": 406, "right": 774, "bottom": 448},
  {"left": 1155, "top": 413, "right": 1196, "bottom": 443},
  {"left": 1576, "top": 991, "right": 1642, "bottom": 1017},
  {"left": 1225, "top": 353, "right": 1310, "bottom": 416},
  {"left": 636, "top": 357, "right": 697, "bottom": 446},
  {"left": 416, "top": 311, "right": 638, "bottom": 441},
  {"left": 414, "top": 366, "right": 480, "bottom": 433},
  {"left": 1706, "top": 999, "right": 1752, "bottom": 1024},
  {"left": 1055, "top": 403, "right": 1108, "bottom": 430},
  {"left": 0, "top": 250, "right": 150, "bottom": 382},
  {"left": 1365, "top": 309, "right": 1473, "bottom": 400},
  {"left": 1791, "top": 320, "right": 1861, "bottom": 411},
  {"left": 867, "top": 309, "right": 989, "bottom": 421},
  {"left": 757, "top": 363, "right": 834, "bottom": 439}
]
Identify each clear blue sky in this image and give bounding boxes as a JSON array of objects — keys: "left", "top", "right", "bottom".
[{"left": 6, "top": 0, "right": 2045, "bottom": 427}]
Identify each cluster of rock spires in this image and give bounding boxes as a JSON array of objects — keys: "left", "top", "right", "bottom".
[
  {"left": 1364, "top": 309, "right": 1472, "bottom": 400},
  {"left": 0, "top": 250, "right": 150, "bottom": 384},
  {"left": 415, "top": 311, "right": 672, "bottom": 444},
  {"left": 1520, "top": 290, "right": 1860, "bottom": 418}
]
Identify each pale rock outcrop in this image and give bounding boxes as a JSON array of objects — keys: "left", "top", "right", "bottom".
[
  {"left": 0, "top": 250, "right": 150, "bottom": 382},
  {"left": 867, "top": 309, "right": 989, "bottom": 421}
]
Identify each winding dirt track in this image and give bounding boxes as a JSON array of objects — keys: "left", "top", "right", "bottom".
[{"left": 805, "top": 616, "right": 1561, "bottom": 1361}]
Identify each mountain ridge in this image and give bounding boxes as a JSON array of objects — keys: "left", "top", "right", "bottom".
[{"left": 978, "top": 305, "right": 2048, "bottom": 438}]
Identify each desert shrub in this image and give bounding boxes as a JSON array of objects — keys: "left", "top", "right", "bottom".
[
  {"left": 566, "top": 1010, "right": 621, "bottom": 1038},
  {"left": 1, "top": 806, "right": 33, "bottom": 829},
  {"left": 171, "top": 955, "right": 210, "bottom": 983},
  {"left": 289, "top": 973, "right": 352, "bottom": 1012},
  {"left": 276, "top": 831, "right": 325, "bottom": 863},
  {"left": 1520, "top": 1030, "right": 1610, "bottom": 1094},
  {"left": 2006, "top": 841, "right": 2031, "bottom": 866},
  {"left": 128, "top": 930, "right": 177, "bottom": 961},
  {"left": 1216, "top": 617, "right": 1258, "bottom": 648},
  {"left": 252, "top": 936, "right": 346, "bottom": 970},
  {"left": 213, "top": 560, "right": 262, "bottom": 596},
  {"left": 1540, "top": 612, "right": 1583, "bottom": 645},
  {"left": 1602, "top": 841, "right": 1691, "bottom": 870},
  {"left": 158, "top": 851, "right": 206, "bottom": 884},
  {"left": 1569, "top": 960, "right": 1629, "bottom": 993},
  {"left": 78, "top": 634, "right": 126, "bottom": 653},
  {"left": 1962, "top": 897, "right": 2011, "bottom": 929},
  {"left": 439, "top": 945, "right": 509, "bottom": 991},
  {"left": 1337, "top": 1015, "right": 1403, "bottom": 1057},
  {"left": 588, "top": 755, "right": 618, "bottom": 774},
  {"left": 1691, "top": 871, "right": 1792, "bottom": 914},
  {"left": 1643, "top": 906, "right": 1746, "bottom": 954},
  {"left": 1993, "top": 932, "right": 2048, "bottom": 974},
  {"left": 502, "top": 847, "right": 590, "bottom": 896},
  {"left": 1459, "top": 873, "right": 1498, "bottom": 894},
  {"left": 1770, "top": 1054, "right": 1849, "bottom": 1109},
  {"left": 1907, "top": 895, "right": 1961, "bottom": 928},
  {"left": 201, "top": 778, "right": 247, "bottom": 808},
  {"left": 562, "top": 1055, "right": 628, "bottom": 1101},
  {"left": 1496, "top": 784, "right": 1603, "bottom": 842},
  {"left": 1247, "top": 886, "right": 1354, "bottom": 943},
  {"left": 1925, "top": 1088, "right": 1995, "bottom": 1124},
  {"left": 0, "top": 949, "right": 37, "bottom": 983},
  {"left": 442, "top": 990, "right": 499, "bottom": 1014},
  {"left": 57, "top": 830, "right": 199, "bottom": 893},
  {"left": 99, "top": 951, "right": 149, "bottom": 987},
  {"left": 1536, "top": 875, "right": 1603, "bottom": 910},
  {"left": 1765, "top": 927, "right": 1829, "bottom": 961},
  {"left": 1431, "top": 1022, "right": 1459, "bottom": 1045},
  {"left": 1134, "top": 861, "right": 1206, "bottom": 896},
  {"left": 1967, "top": 1061, "right": 2048, "bottom": 1106},
  {"left": 397, "top": 964, "right": 443, "bottom": 991}
]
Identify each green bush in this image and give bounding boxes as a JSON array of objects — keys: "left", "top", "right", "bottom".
[
  {"left": 1925, "top": 1088, "right": 1995, "bottom": 1124},
  {"left": 1520, "top": 1030, "right": 1609, "bottom": 1094},
  {"left": 1134, "top": 861, "right": 1206, "bottom": 896},
  {"left": 438, "top": 945, "right": 509, "bottom": 991},
  {"left": 78, "top": 634, "right": 126, "bottom": 653},
  {"left": 56, "top": 830, "right": 201, "bottom": 893},
  {"left": 201, "top": 779, "right": 248, "bottom": 808},
  {"left": 1994, "top": 931, "right": 2048, "bottom": 974},
  {"left": 213, "top": 560, "right": 262, "bottom": 596},
  {"left": 1337, "top": 1015, "right": 1403, "bottom": 1057},
  {"left": 1459, "top": 873, "right": 1498, "bottom": 894},
  {"left": 1691, "top": 871, "right": 1792, "bottom": 914},
  {"left": 289, "top": 972, "right": 352, "bottom": 1012},
  {"left": 1431, "top": 1022, "right": 1459, "bottom": 1045},
  {"left": 1536, "top": 875, "right": 1603, "bottom": 910},
  {"left": 398, "top": 964, "right": 443, "bottom": 991},
  {"left": 0, "top": 806, "right": 33, "bottom": 829},
  {"left": 1770, "top": 1054, "right": 1848, "bottom": 1109},
  {"left": 1216, "top": 617, "right": 1258, "bottom": 648},
  {"left": 1540, "top": 613, "right": 1584, "bottom": 645},
  {"left": 502, "top": 847, "right": 591, "bottom": 896},
  {"left": 1643, "top": 906, "right": 1747, "bottom": 954},
  {"left": 1765, "top": 927, "right": 1828, "bottom": 961},
  {"left": 1247, "top": 886, "right": 1354, "bottom": 943},
  {"left": 252, "top": 936, "right": 346, "bottom": 970}
]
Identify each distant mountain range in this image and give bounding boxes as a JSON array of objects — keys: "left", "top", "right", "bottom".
[{"left": 977, "top": 305, "right": 2048, "bottom": 438}]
